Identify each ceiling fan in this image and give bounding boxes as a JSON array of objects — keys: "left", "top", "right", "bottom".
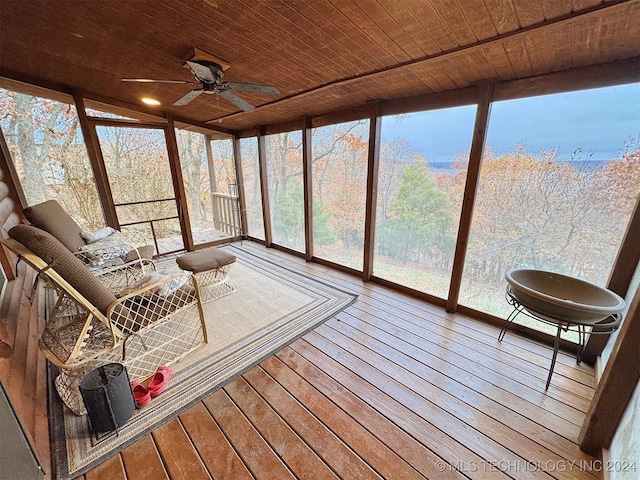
[{"left": 121, "top": 60, "right": 279, "bottom": 111}]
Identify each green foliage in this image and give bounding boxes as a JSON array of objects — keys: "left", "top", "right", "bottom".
[
  {"left": 377, "top": 161, "right": 455, "bottom": 266},
  {"left": 313, "top": 198, "right": 336, "bottom": 246},
  {"left": 272, "top": 179, "right": 304, "bottom": 249},
  {"left": 272, "top": 178, "right": 335, "bottom": 247}
]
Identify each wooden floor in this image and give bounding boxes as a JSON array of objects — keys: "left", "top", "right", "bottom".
[
  {"left": 0, "top": 260, "right": 50, "bottom": 477},
  {"left": 0, "top": 242, "right": 603, "bottom": 480}
]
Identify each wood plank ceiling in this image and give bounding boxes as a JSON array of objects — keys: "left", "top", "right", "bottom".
[{"left": 1, "top": 0, "right": 639, "bottom": 132}]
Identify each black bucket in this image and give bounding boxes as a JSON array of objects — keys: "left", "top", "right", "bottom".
[{"left": 79, "top": 363, "right": 135, "bottom": 438}]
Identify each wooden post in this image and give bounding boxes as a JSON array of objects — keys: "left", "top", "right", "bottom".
[
  {"left": 303, "top": 118, "right": 314, "bottom": 262},
  {"left": 165, "top": 114, "right": 194, "bottom": 251},
  {"left": 233, "top": 136, "right": 248, "bottom": 239},
  {"left": 205, "top": 134, "right": 218, "bottom": 228},
  {"left": 446, "top": 83, "right": 494, "bottom": 313},
  {"left": 72, "top": 92, "right": 119, "bottom": 228},
  {"left": 582, "top": 195, "right": 640, "bottom": 363},
  {"left": 363, "top": 110, "right": 381, "bottom": 281},
  {"left": 257, "top": 127, "right": 272, "bottom": 247}
]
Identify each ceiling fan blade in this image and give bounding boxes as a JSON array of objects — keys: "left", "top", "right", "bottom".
[
  {"left": 186, "top": 60, "right": 217, "bottom": 84},
  {"left": 223, "top": 81, "right": 279, "bottom": 96},
  {"left": 173, "top": 89, "right": 204, "bottom": 106},
  {"left": 218, "top": 90, "right": 255, "bottom": 111},
  {"left": 121, "top": 78, "right": 192, "bottom": 84}
]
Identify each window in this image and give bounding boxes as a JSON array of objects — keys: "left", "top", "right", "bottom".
[
  {"left": 240, "top": 137, "right": 265, "bottom": 240},
  {"left": 177, "top": 128, "right": 210, "bottom": 242},
  {"left": 0, "top": 87, "right": 103, "bottom": 229},
  {"left": 265, "top": 131, "right": 304, "bottom": 252},
  {"left": 460, "top": 84, "right": 640, "bottom": 337},
  {"left": 95, "top": 125, "right": 181, "bottom": 253},
  {"left": 374, "top": 107, "right": 476, "bottom": 298},
  {"left": 176, "top": 128, "right": 236, "bottom": 244},
  {"left": 209, "top": 137, "right": 240, "bottom": 237},
  {"left": 210, "top": 138, "right": 236, "bottom": 195},
  {"left": 312, "top": 120, "right": 369, "bottom": 270}
]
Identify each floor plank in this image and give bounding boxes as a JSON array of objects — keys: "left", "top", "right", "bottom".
[
  {"left": 120, "top": 435, "right": 168, "bottom": 480},
  {"left": 332, "top": 313, "right": 589, "bottom": 455},
  {"left": 320, "top": 318, "right": 597, "bottom": 478},
  {"left": 273, "top": 347, "right": 467, "bottom": 480},
  {"left": 179, "top": 402, "right": 253, "bottom": 480},
  {"left": 85, "top": 453, "right": 126, "bottom": 480},
  {"left": 261, "top": 354, "right": 433, "bottom": 480},
  {"left": 203, "top": 388, "right": 295, "bottom": 480},
  {"left": 242, "top": 367, "right": 382, "bottom": 480},
  {"left": 0, "top": 262, "right": 51, "bottom": 479},
  {"left": 151, "top": 418, "right": 211, "bottom": 480},
  {"left": 348, "top": 301, "right": 588, "bottom": 425},
  {"left": 224, "top": 375, "right": 339, "bottom": 480}
]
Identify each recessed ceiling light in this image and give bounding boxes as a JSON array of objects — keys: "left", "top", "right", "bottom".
[{"left": 141, "top": 97, "right": 161, "bottom": 105}]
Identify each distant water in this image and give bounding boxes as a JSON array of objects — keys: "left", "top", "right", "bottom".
[{"left": 427, "top": 159, "right": 611, "bottom": 175}]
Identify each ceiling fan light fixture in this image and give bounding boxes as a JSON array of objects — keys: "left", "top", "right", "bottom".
[
  {"left": 141, "top": 97, "right": 161, "bottom": 105},
  {"left": 122, "top": 54, "right": 279, "bottom": 110}
]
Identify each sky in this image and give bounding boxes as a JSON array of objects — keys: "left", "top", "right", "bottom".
[{"left": 381, "top": 83, "right": 640, "bottom": 164}]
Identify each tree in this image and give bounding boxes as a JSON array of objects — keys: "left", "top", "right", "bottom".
[
  {"left": 210, "top": 138, "right": 236, "bottom": 194},
  {"left": 326, "top": 133, "right": 368, "bottom": 250},
  {"left": 266, "top": 132, "right": 304, "bottom": 248},
  {"left": 266, "top": 131, "right": 302, "bottom": 195},
  {"left": 272, "top": 178, "right": 334, "bottom": 249},
  {"left": 97, "top": 126, "right": 177, "bottom": 238},
  {"left": 377, "top": 138, "right": 414, "bottom": 220},
  {"left": 311, "top": 120, "right": 367, "bottom": 198},
  {"left": 240, "top": 138, "right": 265, "bottom": 238},
  {"left": 379, "top": 161, "right": 454, "bottom": 266},
  {"left": 466, "top": 145, "right": 607, "bottom": 283},
  {"left": 311, "top": 122, "right": 369, "bottom": 256},
  {"left": 176, "top": 129, "right": 208, "bottom": 230},
  {"left": 599, "top": 136, "right": 640, "bottom": 211},
  {"left": 0, "top": 88, "right": 103, "bottom": 228}
]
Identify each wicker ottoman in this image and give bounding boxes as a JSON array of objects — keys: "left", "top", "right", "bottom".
[{"left": 176, "top": 248, "right": 237, "bottom": 303}]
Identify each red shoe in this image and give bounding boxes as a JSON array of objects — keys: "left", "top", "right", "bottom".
[
  {"left": 131, "top": 380, "right": 151, "bottom": 408},
  {"left": 148, "top": 366, "right": 172, "bottom": 397}
]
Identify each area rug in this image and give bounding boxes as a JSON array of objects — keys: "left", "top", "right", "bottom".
[{"left": 49, "top": 244, "right": 358, "bottom": 480}]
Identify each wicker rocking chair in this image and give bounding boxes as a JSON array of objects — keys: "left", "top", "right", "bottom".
[{"left": 4, "top": 225, "right": 207, "bottom": 415}]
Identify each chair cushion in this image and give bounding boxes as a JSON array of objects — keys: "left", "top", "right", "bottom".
[
  {"left": 22, "top": 200, "right": 86, "bottom": 252},
  {"left": 8, "top": 224, "right": 117, "bottom": 315},
  {"left": 176, "top": 248, "right": 236, "bottom": 273}
]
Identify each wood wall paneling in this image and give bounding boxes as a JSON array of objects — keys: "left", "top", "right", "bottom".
[{"left": 0, "top": 127, "right": 25, "bottom": 280}]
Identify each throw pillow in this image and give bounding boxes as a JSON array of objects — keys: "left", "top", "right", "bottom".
[{"left": 81, "top": 226, "right": 116, "bottom": 243}]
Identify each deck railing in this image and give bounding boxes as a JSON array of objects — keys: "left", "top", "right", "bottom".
[
  {"left": 212, "top": 192, "right": 241, "bottom": 236},
  {"left": 116, "top": 198, "right": 183, "bottom": 255}
]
